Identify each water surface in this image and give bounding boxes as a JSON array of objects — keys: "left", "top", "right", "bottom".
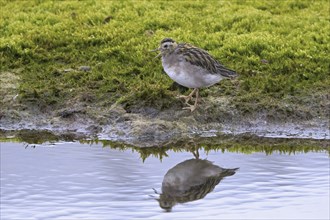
[{"left": 1, "top": 142, "right": 329, "bottom": 219}]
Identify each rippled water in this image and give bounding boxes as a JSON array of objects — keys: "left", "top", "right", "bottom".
[{"left": 1, "top": 142, "right": 329, "bottom": 219}]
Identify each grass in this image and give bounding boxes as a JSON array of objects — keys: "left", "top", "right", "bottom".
[
  {"left": 95, "top": 138, "right": 330, "bottom": 161},
  {"left": 0, "top": 0, "right": 329, "bottom": 112},
  {"left": 0, "top": 129, "right": 328, "bottom": 161}
]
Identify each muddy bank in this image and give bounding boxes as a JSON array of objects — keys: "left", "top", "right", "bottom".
[
  {"left": 0, "top": 92, "right": 329, "bottom": 147},
  {"left": 1, "top": 69, "right": 329, "bottom": 147}
]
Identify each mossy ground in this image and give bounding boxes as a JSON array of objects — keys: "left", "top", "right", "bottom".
[
  {"left": 1, "top": 0, "right": 329, "bottom": 117},
  {"left": 0, "top": 129, "right": 328, "bottom": 161}
]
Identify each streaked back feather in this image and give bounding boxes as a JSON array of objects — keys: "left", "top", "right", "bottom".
[{"left": 176, "top": 43, "right": 237, "bottom": 78}]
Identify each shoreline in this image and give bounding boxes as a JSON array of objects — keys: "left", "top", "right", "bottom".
[{"left": 1, "top": 102, "right": 329, "bottom": 147}]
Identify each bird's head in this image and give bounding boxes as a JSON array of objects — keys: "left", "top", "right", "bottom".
[
  {"left": 150, "top": 38, "right": 178, "bottom": 58},
  {"left": 156, "top": 194, "right": 176, "bottom": 212}
]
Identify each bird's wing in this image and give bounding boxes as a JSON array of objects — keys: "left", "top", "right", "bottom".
[{"left": 178, "top": 43, "right": 237, "bottom": 78}]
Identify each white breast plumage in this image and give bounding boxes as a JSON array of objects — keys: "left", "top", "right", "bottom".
[{"left": 162, "top": 59, "right": 223, "bottom": 89}]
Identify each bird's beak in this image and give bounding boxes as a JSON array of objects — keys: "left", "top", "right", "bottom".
[
  {"left": 149, "top": 48, "right": 160, "bottom": 52},
  {"left": 154, "top": 53, "right": 162, "bottom": 59},
  {"left": 149, "top": 48, "right": 162, "bottom": 59}
]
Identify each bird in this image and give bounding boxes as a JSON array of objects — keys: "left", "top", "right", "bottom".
[
  {"left": 153, "top": 158, "right": 239, "bottom": 211},
  {"left": 151, "top": 38, "right": 237, "bottom": 112}
]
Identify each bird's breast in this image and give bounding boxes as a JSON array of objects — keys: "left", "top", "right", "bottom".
[{"left": 161, "top": 57, "right": 223, "bottom": 89}]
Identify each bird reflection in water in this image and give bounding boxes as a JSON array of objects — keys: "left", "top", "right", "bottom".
[{"left": 153, "top": 152, "right": 238, "bottom": 212}]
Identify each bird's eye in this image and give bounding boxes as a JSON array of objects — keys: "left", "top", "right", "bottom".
[{"left": 164, "top": 44, "right": 168, "bottom": 48}]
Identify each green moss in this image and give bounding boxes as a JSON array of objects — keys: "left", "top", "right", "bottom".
[
  {"left": 0, "top": 0, "right": 329, "bottom": 110},
  {"left": 1, "top": 129, "right": 328, "bottom": 161},
  {"left": 62, "top": 136, "right": 330, "bottom": 161}
]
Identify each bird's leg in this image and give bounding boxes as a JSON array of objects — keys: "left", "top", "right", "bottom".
[
  {"left": 192, "top": 148, "right": 199, "bottom": 159},
  {"left": 182, "top": 89, "right": 199, "bottom": 112},
  {"left": 177, "top": 88, "right": 197, "bottom": 104}
]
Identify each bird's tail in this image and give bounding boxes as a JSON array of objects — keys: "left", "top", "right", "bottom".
[
  {"left": 218, "top": 65, "right": 238, "bottom": 79},
  {"left": 220, "top": 167, "right": 239, "bottom": 177}
]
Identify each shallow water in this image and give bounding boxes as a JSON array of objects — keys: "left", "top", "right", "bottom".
[{"left": 1, "top": 141, "right": 329, "bottom": 220}]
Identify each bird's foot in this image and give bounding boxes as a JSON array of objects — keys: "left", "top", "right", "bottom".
[
  {"left": 182, "top": 103, "right": 197, "bottom": 112},
  {"left": 180, "top": 88, "right": 199, "bottom": 112},
  {"left": 177, "top": 88, "right": 198, "bottom": 104},
  {"left": 177, "top": 95, "right": 193, "bottom": 104}
]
